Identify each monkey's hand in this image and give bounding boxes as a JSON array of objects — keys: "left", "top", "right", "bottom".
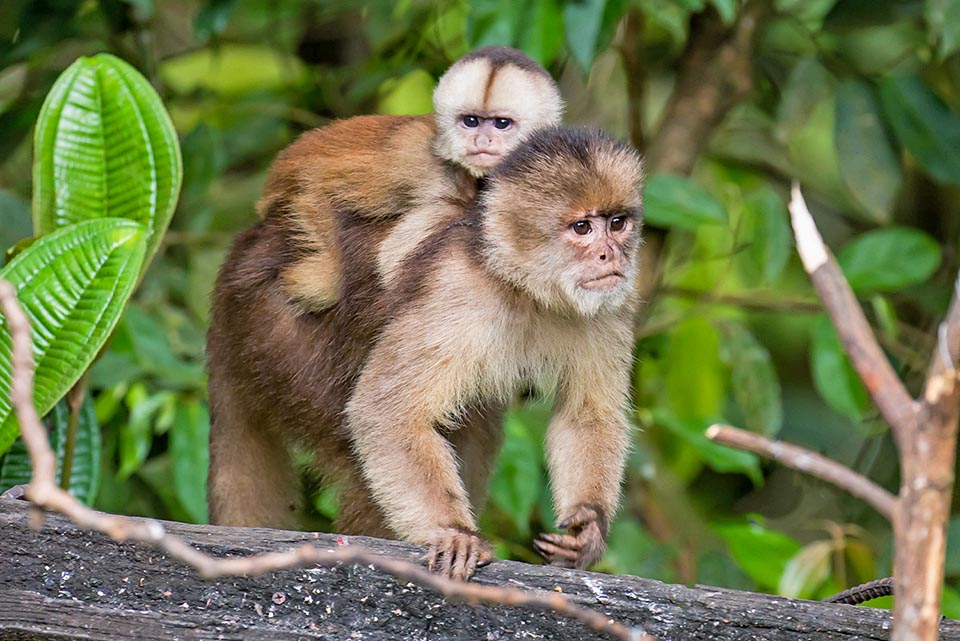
[
  {"left": 423, "top": 527, "right": 493, "bottom": 581},
  {"left": 533, "top": 504, "right": 607, "bottom": 570}
]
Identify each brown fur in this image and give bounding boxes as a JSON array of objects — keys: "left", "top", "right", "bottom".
[{"left": 206, "top": 126, "right": 643, "bottom": 579}]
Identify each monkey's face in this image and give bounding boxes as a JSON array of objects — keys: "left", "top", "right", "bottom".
[
  {"left": 434, "top": 57, "right": 564, "bottom": 177},
  {"left": 481, "top": 128, "right": 644, "bottom": 318},
  {"left": 454, "top": 114, "right": 521, "bottom": 176}
]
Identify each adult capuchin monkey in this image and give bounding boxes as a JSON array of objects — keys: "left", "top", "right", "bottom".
[
  {"left": 207, "top": 126, "right": 644, "bottom": 580},
  {"left": 260, "top": 46, "right": 564, "bottom": 311}
]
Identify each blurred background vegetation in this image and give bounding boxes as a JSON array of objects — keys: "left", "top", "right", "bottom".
[{"left": 2, "top": 0, "right": 960, "bottom": 610}]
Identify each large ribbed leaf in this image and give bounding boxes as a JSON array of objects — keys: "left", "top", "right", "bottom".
[
  {"left": 0, "top": 219, "right": 147, "bottom": 455},
  {"left": 33, "top": 54, "right": 181, "bottom": 264}
]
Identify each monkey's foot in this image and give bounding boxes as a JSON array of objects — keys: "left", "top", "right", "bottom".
[
  {"left": 0, "top": 484, "right": 28, "bottom": 500},
  {"left": 534, "top": 504, "right": 606, "bottom": 570},
  {"left": 423, "top": 527, "right": 493, "bottom": 581}
]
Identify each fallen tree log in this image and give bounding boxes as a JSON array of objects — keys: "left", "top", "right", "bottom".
[{"left": 0, "top": 500, "right": 955, "bottom": 641}]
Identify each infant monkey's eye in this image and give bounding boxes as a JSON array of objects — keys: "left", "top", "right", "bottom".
[
  {"left": 609, "top": 216, "right": 627, "bottom": 232},
  {"left": 572, "top": 220, "right": 592, "bottom": 235},
  {"left": 461, "top": 115, "right": 480, "bottom": 128},
  {"left": 494, "top": 117, "right": 513, "bottom": 130}
]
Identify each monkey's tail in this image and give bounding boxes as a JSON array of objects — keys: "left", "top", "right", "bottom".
[{"left": 823, "top": 577, "right": 894, "bottom": 605}]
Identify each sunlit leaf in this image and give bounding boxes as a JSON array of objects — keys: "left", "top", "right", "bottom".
[
  {"left": 879, "top": 74, "right": 960, "bottom": 186},
  {"left": 835, "top": 80, "right": 902, "bottom": 223},
  {"left": 837, "top": 227, "right": 941, "bottom": 292},
  {"left": 33, "top": 54, "right": 182, "bottom": 263},
  {"left": 779, "top": 540, "right": 832, "bottom": 598},
  {"left": 665, "top": 317, "right": 725, "bottom": 419},
  {"left": 377, "top": 69, "right": 434, "bottom": 116},
  {"left": 810, "top": 314, "right": 870, "bottom": 420},
  {"left": 0, "top": 219, "right": 147, "bottom": 455},
  {"left": 0, "top": 394, "right": 100, "bottom": 504},
  {"left": 160, "top": 44, "right": 306, "bottom": 96},
  {"left": 714, "top": 521, "right": 802, "bottom": 591},
  {"left": 722, "top": 322, "right": 783, "bottom": 437},
  {"left": 643, "top": 174, "right": 727, "bottom": 231}
]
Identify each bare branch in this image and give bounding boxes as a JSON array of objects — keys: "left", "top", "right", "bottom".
[
  {"left": 0, "top": 279, "right": 652, "bottom": 641},
  {"left": 787, "top": 184, "right": 918, "bottom": 448},
  {"left": 705, "top": 424, "right": 897, "bottom": 520}
]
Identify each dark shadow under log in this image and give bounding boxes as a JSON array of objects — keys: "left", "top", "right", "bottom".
[{"left": 1, "top": 500, "right": 956, "bottom": 641}]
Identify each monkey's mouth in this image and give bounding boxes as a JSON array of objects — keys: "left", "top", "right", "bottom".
[
  {"left": 467, "top": 150, "right": 502, "bottom": 164},
  {"left": 579, "top": 272, "right": 625, "bottom": 291}
]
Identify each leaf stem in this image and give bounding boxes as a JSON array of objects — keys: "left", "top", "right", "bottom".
[{"left": 59, "top": 377, "right": 86, "bottom": 492}]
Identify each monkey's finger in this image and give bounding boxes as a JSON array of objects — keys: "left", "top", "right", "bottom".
[
  {"left": 464, "top": 544, "right": 482, "bottom": 579},
  {"left": 451, "top": 536, "right": 471, "bottom": 581},
  {"left": 533, "top": 538, "right": 580, "bottom": 561},
  {"left": 538, "top": 532, "right": 582, "bottom": 550},
  {"left": 425, "top": 545, "right": 440, "bottom": 573},
  {"left": 439, "top": 542, "right": 455, "bottom": 578}
]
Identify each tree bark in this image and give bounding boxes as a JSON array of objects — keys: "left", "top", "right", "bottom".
[{"left": 2, "top": 501, "right": 956, "bottom": 641}]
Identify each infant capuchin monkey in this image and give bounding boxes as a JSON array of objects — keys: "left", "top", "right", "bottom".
[
  {"left": 207, "top": 126, "right": 643, "bottom": 580},
  {"left": 259, "top": 46, "right": 563, "bottom": 311}
]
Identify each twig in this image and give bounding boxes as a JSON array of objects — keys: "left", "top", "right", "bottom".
[
  {"left": 0, "top": 279, "right": 652, "bottom": 641},
  {"left": 705, "top": 424, "right": 897, "bottom": 520},
  {"left": 787, "top": 184, "right": 918, "bottom": 449}
]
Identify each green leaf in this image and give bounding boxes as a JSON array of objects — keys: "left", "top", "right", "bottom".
[
  {"left": 834, "top": 81, "right": 902, "bottom": 223},
  {"left": 0, "top": 219, "right": 148, "bottom": 455},
  {"left": 664, "top": 317, "right": 725, "bottom": 419},
  {"left": 160, "top": 44, "right": 306, "bottom": 96},
  {"left": 519, "top": 0, "right": 564, "bottom": 65},
  {"left": 377, "top": 69, "right": 435, "bottom": 116},
  {"left": 810, "top": 314, "right": 870, "bottom": 420},
  {"left": 169, "top": 399, "right": 210, "bottom": 523},
  {"left": 643, "top": 174, "right": 728, "bottom": 231},
  {"left": 879, "top": 74, "right": 960, "bottom": 186},
  {"left": 714, "top": 521, "right": 802, "bottom": 591},
  {"left": 33, "top": 53, "right": 182, "bottom": 263},
  {"left": 488, "top": 411, "right": 544, "bottom": 537},
  {"left": 778, "top": 540, "right": 832, "bottom": 598},
  {"left": 563, "top": 0, "right": 607, "bottom": 71},
  {"left": 119, "top": 385, "right": 175, "bottom": 478},
  {"left": 837, "top": 227, "right": 941, "bottom": 293},
  {"left": 736, "top": 185, "right": 791, "bottom": 285},
  {"left": 721, "top": 322, "right": 783, "bottom": 437},
  {"left": 654, "top": 411, "right": 762, "bottom": 483},
  {"left": 0, "top": 394, "right": 101, "bottom": 504}
]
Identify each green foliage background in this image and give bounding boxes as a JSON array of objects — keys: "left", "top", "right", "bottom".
[{"left": 2, "top": 0, "right": 960, "bottom": 608}]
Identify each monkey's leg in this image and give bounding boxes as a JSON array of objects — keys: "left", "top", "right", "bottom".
[
  {"left": 447, "top": 404, "right": 506, "bottom": 514},
  {"left": 207, "top": 391, "right": 299, "bottom": 529}
]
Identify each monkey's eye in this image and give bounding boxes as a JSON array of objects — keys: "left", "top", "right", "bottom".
[
  {"left": 571, "top": 220, "right": 592, "bottom": 235},
  {"left": 461, "top": 115, "right": 480, "bottom": 128},
  {"left": 609, "top": 216, "right": 627, "bottom": 232},
  {"left": 494, "top": 117, "right": 513, "bottom": 130}
]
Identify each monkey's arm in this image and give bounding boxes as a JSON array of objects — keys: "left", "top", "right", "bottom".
[
  {"left": 535, "top": 329, "right": 633, "bottom": 569},
  {"left": 344, "top": 306, "right": 492, "bottom": 579}
]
